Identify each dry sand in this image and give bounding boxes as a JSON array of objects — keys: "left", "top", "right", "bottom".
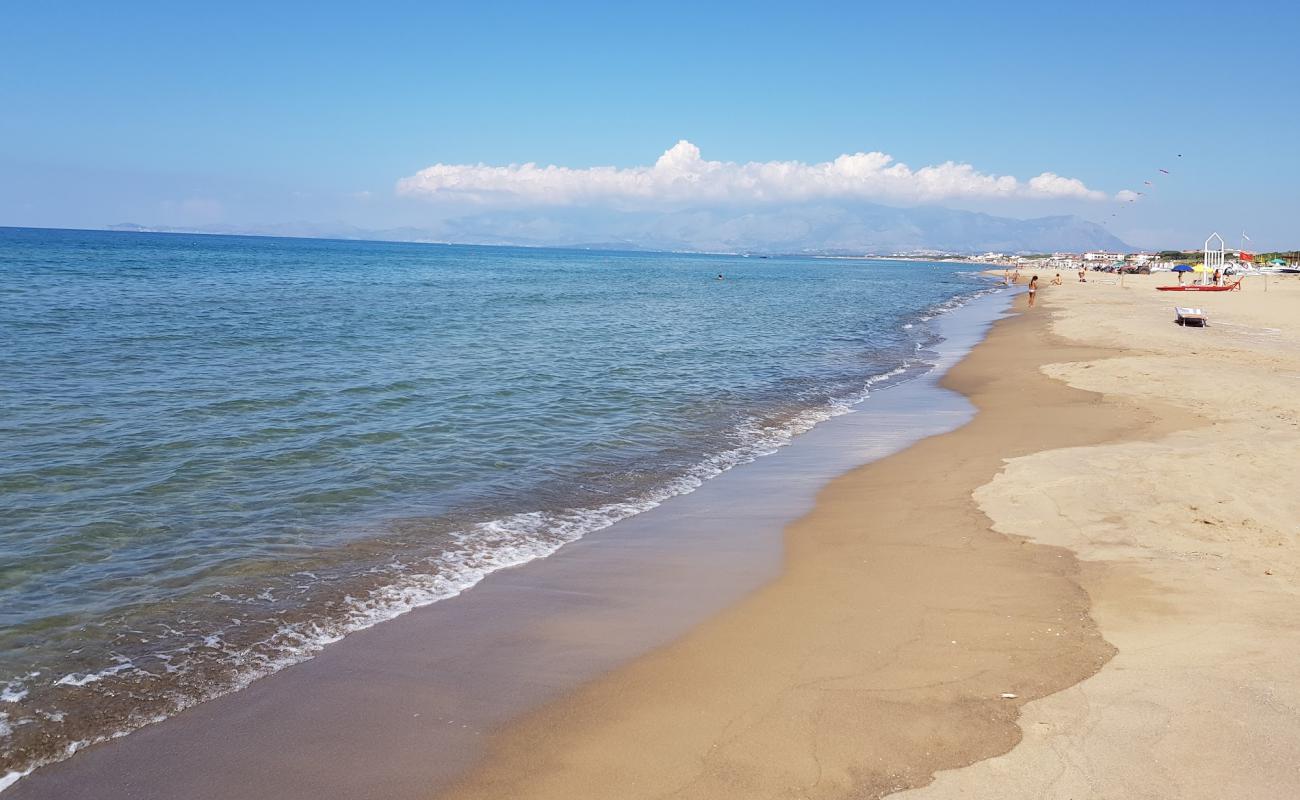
[
  {"left": 438, "top": 272, "right": 1300, "bottom": 799},
  {"left": 898, "top": 272, "right": 1300, "bottom": 798}
]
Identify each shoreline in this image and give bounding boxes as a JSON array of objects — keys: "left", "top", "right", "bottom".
[
  {"left": 431, "top": 291, "right": 1153, "bottom": 799},
  {"left": 438, "top": 273, "right": 1300, "bottom": 799},
  {"left": 2, "top": 291, "right": 1013, "bottom": 798}
]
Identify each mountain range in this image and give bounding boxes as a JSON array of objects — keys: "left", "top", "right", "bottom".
[{"left": 110, "top": 201, "right": 1131, "bottom": 254}]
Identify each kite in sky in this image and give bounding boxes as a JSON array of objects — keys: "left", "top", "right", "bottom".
[{"left": 1104, "top": 152, "right": 1183, "bottom": 228}]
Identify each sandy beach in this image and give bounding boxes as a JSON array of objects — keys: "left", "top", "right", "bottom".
[{"left": 436, "top": 272, "right": 1300, "bottom": 799}]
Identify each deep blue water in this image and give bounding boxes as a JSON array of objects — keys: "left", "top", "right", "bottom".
[{"left": 0, "top": 227, "right": 997, "bottom": 779}]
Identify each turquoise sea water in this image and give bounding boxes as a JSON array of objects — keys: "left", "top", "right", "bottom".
[{"left": 0, "top": 227, "right": 999, "bottom": 780}]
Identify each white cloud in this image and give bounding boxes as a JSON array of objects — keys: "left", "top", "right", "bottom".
[
  {"left": 1114, "top": 189, "right": 1141, "bottom": 202},
  {"left": 397, "top": 140, "right": 1113, "bottom": 207}
]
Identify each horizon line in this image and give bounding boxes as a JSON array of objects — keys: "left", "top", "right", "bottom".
[{"left": 0, "top": 224, "right": 1091, "bottom": 259}]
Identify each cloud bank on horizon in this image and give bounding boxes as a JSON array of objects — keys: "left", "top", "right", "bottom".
[{"left": 397, "top": 140, "right": 1127, "bottom": 208}]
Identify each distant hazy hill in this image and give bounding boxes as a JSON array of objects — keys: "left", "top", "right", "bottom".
[
  {"left": 434, "top": 203, "right": 1132, "bottom": 254},
  {"left": 110, "top": 201, "right": 1131, "bottom": 255}
]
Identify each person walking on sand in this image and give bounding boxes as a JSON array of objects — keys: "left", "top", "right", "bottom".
[
  {"left": 1027, "top": 275, "right": 1038, "bottom": 308},
  {"left": 1078, "top": 266, "right": 1087, "bottom": 283}
]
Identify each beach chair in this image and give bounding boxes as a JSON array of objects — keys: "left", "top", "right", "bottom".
[{"left": 1174, "top": 307, "right": 1208, "bottom": 327}]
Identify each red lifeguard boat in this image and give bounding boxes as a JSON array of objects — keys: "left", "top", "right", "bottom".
[{"left": 1156, "top": 279, "right": 1243, "bottom": 292}]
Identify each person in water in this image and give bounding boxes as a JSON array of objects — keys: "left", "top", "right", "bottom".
[
  {"left": 1027, "top": 275, "right": 1039, "bottom": 307},
  {"left": 716, "top": 273, "right": 724, "bottom": 280}
]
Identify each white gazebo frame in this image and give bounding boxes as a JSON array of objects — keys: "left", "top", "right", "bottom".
[{"left": 1204, "top": 232, "right": 1225, "bottom": 285}]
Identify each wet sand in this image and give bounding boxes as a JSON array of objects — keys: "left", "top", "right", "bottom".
[{"left": 434, "top": 294, "right": 1188, "bottom": 799}]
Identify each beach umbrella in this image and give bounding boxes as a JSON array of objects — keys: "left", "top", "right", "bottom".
[
  {"left": 1172, "top": 264, "right": 1193, "bottom": 272},
  {"left": 1270, "top": 258, "right": 1287, "bottom": 265},
  {"left": 1192, "top": 263, "right": 1210, "bottom": 273}
]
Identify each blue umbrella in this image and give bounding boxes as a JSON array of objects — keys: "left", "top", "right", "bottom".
[{"left": 1172, "top": 264, "right": 1194, "bottom": 272}]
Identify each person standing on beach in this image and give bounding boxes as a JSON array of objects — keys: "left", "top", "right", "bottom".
[{"left": 1027, "top": 275, "right": 1038, "bottom": 307}]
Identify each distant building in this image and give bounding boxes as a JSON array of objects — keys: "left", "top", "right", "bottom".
[{"left": 1083, "top": 251, "right": 1123, "bottom": 262}]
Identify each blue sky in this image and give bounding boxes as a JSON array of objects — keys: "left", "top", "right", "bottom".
[{"left": 2, "top": 0, "right": 1297, "bottom": 249}]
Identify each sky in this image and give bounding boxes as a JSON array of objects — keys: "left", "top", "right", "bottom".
[{"left": 2, "top": 0, "right": 1297, "bottom": 250}]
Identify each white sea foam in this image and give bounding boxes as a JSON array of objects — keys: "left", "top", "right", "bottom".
[
  {"left": 52, "top": 657, "right": 135, "bottom": 689},
  {"left": 171, "top": 358, "right": 923, "bottom": 691},
  {"left": 0, "top": 683, "right": 27, "bottom": 704}
]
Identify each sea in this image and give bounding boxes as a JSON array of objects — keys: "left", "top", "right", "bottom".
[{"left": 0, "top": 226, "right": 1004, "bottom": 786}]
